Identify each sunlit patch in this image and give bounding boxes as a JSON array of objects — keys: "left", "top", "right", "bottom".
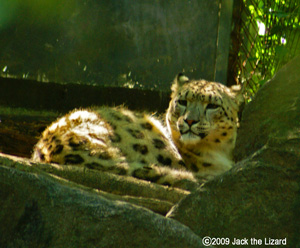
[
  {"left": 257, "top": 20, "right": 265, "bottom": 35},
  {"left": 69, "top": 110, "right": 98, "bottom": 122},
  {"left": 49, "top": 117, "right": 67, "bottom": 132},
  {"left": 120, "top": 109, "right": 136, "bottom": 122},
  {"left": 72, "top": 122, "right": 109, "bottom": 147}
]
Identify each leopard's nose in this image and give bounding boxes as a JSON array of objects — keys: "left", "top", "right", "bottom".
[{"left": 184, "top": 119, "right": 197, "bottom": 127}]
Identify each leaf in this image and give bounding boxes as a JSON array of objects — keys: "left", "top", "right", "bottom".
[
  {"left": 258, "top": 0, "right": 264, "bottom": 9},
  {"left": 273, "top": 11, "right": 290, "bottom": 18},
  {"left": 275, "top": 46, "right": 288, "bottom": 58},
  {"left": 258, "top": 79, "right": 267, "bottom": 86}
]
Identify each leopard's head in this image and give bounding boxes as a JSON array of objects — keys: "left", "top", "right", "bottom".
[{"left": 166, "top": 73, "right": 243, "bottom": 150}]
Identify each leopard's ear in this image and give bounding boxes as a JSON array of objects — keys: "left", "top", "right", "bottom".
[
  {"left": 230, "top": 84, "right": 244, "bottom": 106},
  {"left": 171, "top": 73, "right": 189, "bottom": 92},
  {"left": 176, "top": 73, "right": 189, "bottom": 85}
]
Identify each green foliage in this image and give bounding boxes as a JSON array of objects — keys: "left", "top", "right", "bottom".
[{"left": 241, "top": 0, "right": 300, "bottom": 98}]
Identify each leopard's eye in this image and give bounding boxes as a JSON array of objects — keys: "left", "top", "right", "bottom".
[
  {"left": 178, "top": 100, "right": 187, "bottom": 107},
  {"left": 206, "top": 103, "right": 219, "bottom": 110}
]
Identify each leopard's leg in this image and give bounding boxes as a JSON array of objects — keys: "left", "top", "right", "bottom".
[{"left": 131, "top": 163, "right": 199, "bottom": 190}]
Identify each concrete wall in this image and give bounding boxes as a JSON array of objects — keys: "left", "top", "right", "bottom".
[{"left": 0, "top": 0, "right": 233, "bottom": 90}]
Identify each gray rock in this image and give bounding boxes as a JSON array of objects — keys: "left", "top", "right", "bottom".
[
  {"left": 0, "top": 165, "right": 205, "bottom": 248},
  {"left": 235, "top": 54, "right": 300, "bottom": 161},
  {"left": 0, "top": 153, "right": 190, "bottom": 215},
  {"left": 167, "top": 55, "right": 300, "bottom": 247}
]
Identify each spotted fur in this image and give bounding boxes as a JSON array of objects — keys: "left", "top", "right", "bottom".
[{"left": 32, "top": 107, "right": 195, "bottom": 187}]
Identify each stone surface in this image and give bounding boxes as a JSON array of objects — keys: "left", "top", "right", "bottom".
[
  {"left": 168, "top": 160, "right": 299, "bottom": 246},
  {"left": 167, "top": 56, "right": 300, "bottom": 247},
  {"left": 0, "top": 165, "right": 205, "bottom": 248},
  {"left": 0, "top": 153, "right": 189, "bottom": 215},
  {"left": 234, "top": 55, "right": 300, "bottom": 161}
]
